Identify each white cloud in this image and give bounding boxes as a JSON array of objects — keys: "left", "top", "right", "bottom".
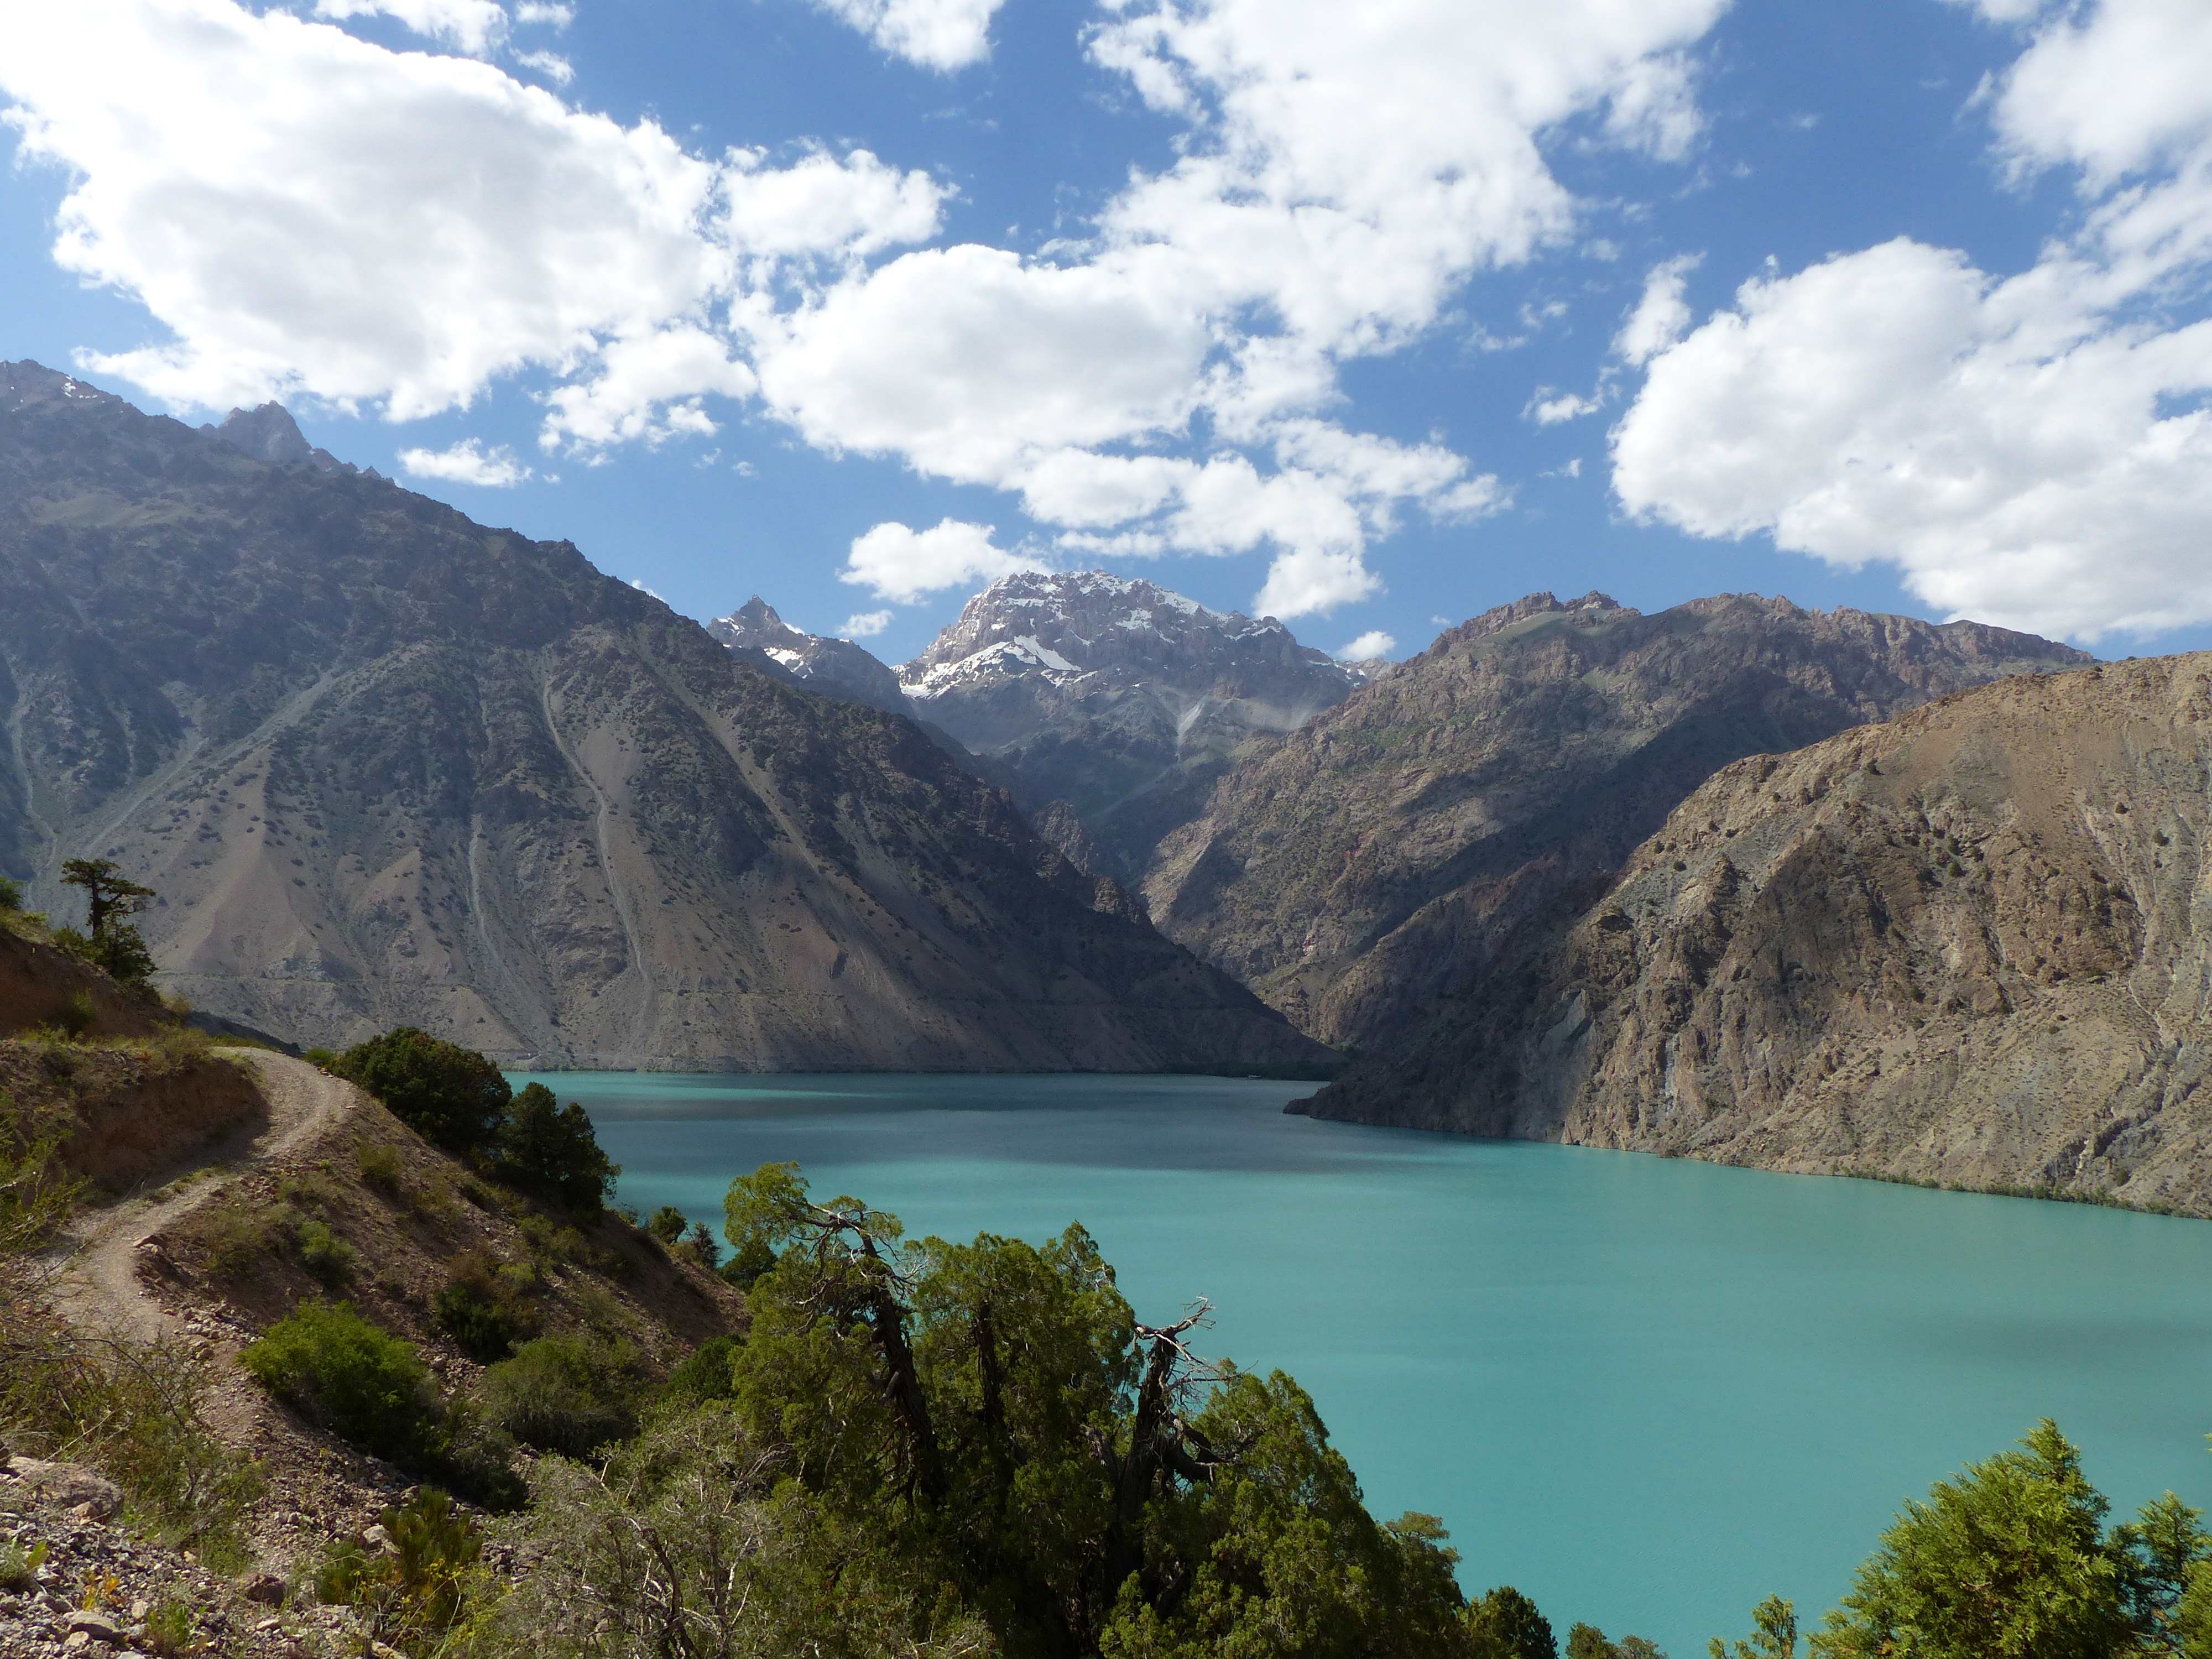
[
  {"left": 1614, "top": 252, "right": 1702, "bottom": 366},
  {"left": 314, "top": 0, "right": 509, "bottom": 54},
  {"left": 1527, "top": 389, "right": 1602, "bottom": 425},
  {"left": 840, "top": 519, "right": 1046, "bottom": 605},
  {"left": 1338, "top": 630, "right": 1397, "bottom": 661},
  {"left": 513, "top": 2, "right": 572, "bottom": 23},
  {"left": 513, "top": 49, "right": 572, "bottom": 83},
  {"left": 1612, "top": 238, "right": 2212, "bottom": 639},
  {"left": 840, "top": 609, "right": 894, "bottom": 638},
  {"left": 810, "top": 0, "right": 1005, "bottom": 70},
  {"left": 1, "top": 0, "right": 1730, "bottom": 618},
  {"left": 0, "top": 0, "right": 939, "bottom": 439},
  {"left": 399, "top": 437, "right": 533, "bottom": 486},
  {"left": 1610, "top": 0, "right": 2212, "bottom": 642}
]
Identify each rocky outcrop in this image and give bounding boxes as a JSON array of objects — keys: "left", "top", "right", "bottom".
[
  {"left": 902, "top": 571, "right": 1363, "bottom": 875},
  {"left": 0, "top": 361, "right": 1327, "bottom": 1073},
  {"left": 199, "top": 401, "right": 347, "bottom": 474},
  {"left": 1301, "top": 656, "right": 2212, "bottom": 1210},
  {"left": 706, "top": 597, "right": 910, "bottom": 717},
  {"left": 1147, "top": 590, "right": 2090, "bottom": 1049}
]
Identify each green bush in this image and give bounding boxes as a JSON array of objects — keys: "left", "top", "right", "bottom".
[
  {"left": 304, "top": 1046, "right": 340, "bottom": 1070},
  {"left": 195, "top": 1204, "right": 290, "bottom": 1280},
  {"left": 354, "top": 1139, "right": 405, "bottom": 1196},
  {"left": 316, "top": 1486, "right": 483, "bottom": 1641},
  {"left": 481, "top": 1333, "right": 644, "bottom": 1457},
  {"left": 718, "top": 1234, "right": 776, "bottom": 1291},
  {"left": 0, "top": 1538, "right": 46, "bottom": 1592},
  {"left": 142, "top": 1597, "right": 196, "bottom": 1658},
  {"left": 57, "top": 993, "right": 96, "bottom": 1041},
  {"left": 332, "top": 1029, "right": 511, "bottom": 1152},
  {"left": 497, "top": 1082, "right": 619, "bottom": 1213},
  {"left": 242, "top": 1301, "right": 439, "bottom": 1464},
  {"left": 296, "top": 1220, "right": 356, "bottom": 1287},
  {"left": 659, "top": 1334, "right": 740, "bottom": 1408},
  {"left": 434, "top": 1251, "right": 537, "bottom": 1364},
  {"left": 1468, "top": 1587, "right": 1556, "bottom": 1658},
  {"left": 0, "top": 873, "right": 21, "bottom": 912},
  {"left": 646, "top": 1204, "right": 687, "bottom": 1245}
]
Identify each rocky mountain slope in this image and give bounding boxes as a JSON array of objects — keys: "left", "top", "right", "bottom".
[
  {"left": 901, "top": 571, "right": 1364, "bottom": 875},
  {"left": 706, "top": 596, "right": 910, "bottom": 716},
  {"left": 0, "top": 361, "right": 1327, "bottom": 1072},
  {"left": 1146, "top": 591, "right": 2090, "bottom": 1049},
  {"left": 1301, "top": 655, "right": 2212, "bottom": 1212}
]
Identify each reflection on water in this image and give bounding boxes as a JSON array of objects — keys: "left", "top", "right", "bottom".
[{"left": 514, "top": 1070, "right": 2212, "bottom": 1657}]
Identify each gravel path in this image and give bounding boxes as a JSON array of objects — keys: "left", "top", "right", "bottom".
[{"left": 50, "top": 1051, "right": 361, "bottom": 1343}]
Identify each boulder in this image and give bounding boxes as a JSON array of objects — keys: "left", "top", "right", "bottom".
[{"left": 5, "top": 1457, "right": 122, "bottom": 1520}]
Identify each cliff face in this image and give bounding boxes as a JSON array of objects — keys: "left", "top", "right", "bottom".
[
  {"left": 0, "top": 361, "right": 1328, "bottom": 1073},
  {"left": 1145, "top": 591, "right": 2090, "bottom": 1048},
  {"left": 1302, "top": 656, "right": 2212, "bottom": 1212},
  {"left": 902, "top": 571, "right": 1364, "bottom": 876}
]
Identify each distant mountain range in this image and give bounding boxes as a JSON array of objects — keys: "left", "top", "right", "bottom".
[
  {"left": 14, "top": 357, "right": 2202, "bottom": 1208},
  {"left": 0, "top": 361, "right": 1327, "bottom": 1074},
  {"left": 704, "top": 571, "right": 1368, "bottom": 880}
]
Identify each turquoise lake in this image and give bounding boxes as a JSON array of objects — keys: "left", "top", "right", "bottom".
[{"left": 512, "top": 1070, "right": 2212, "bottom": 1656}]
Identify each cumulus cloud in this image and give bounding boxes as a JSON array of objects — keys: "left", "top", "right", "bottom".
[
  {"left": 0, "top": 0, "right": 940, "bottom": 435},
  {"left": 1338, "top": 630, "right": 1397, "bottom": 661},
  {"left": 399, "top": 437, "right": 533, "bottom": 486},
  {"left": 840, "top": 519, "right": 1046, "bottom": 605},
  {"left": 841, "top": 609, "right": 894, "bottom": 638},
  {"left": 810, "top": 0, "right": 1005, "bottom": 70},
  {"left": 1, "top": 0, "right": 1730, "bottom": 617},
  {"left": 314, "top": 0, "right": 510, "bottom": 53},
  {"left": 1611, "top": 0, "right": 2212, "bottom": 641},
  {"left": 1614, "top": 253, "right": 1702, "bottom": 366}
]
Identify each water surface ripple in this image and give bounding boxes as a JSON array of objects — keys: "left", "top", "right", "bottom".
[{"left": 513, "top": 1071, "right": 2212, "bottom": 1656}]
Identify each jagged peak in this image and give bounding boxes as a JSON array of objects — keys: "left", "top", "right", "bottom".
[{"left": 199, "top": 400, "right": 347, "bottom": 474}]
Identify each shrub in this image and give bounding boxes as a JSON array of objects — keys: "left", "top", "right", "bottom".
[
  {"left": 0, "top": 873, "right": 20, "bottom": 912},
  {"left": 434, "top": 1252, "right": 537, "bottom": 1364},
  {"left": 196, "top": 1204, "right": 290, "bottom": 1280},
  {"left": 1468, "top": 1586, "right": 1556, "bottom": 1658},
  {"left": 481, "top": 1333, "right": 644, "bottom": 1457},
  {"left": 242, "top": 1301, "right": 439, "bottom": 1464},
  {"left": 332, "top": 1029, "right": 511, "bottom": 1152},
  {"left": 497, "top": 1083, "right": 619, "bottom": 1213},
  {"left": 682, "top": 1220, "right": 722, "bottom": 1270},
  {"left": 316, "top": 1486, "right": 483, "bottom": 1641},
  {"left": 57, "top": 993, "right": 96, "bottom": 1041},
  {"left": 0, "top": 1538, "right": 46, "bottom": 1592},
  {"left": 303, "top": 1046, "right": 339, "bottom": 1070},
  {"left": 296, "top": 1220, "right": 356, "bottom": 1287},
  {"left": 659, "top": 1334, "right": 739, "bottom": 1408},
  {"left": 142, "top": 1597, "right": 196, "bottom": 1657},
  {"left": 719, "top": 1234, "right": 776, "bottom": 1290},
  {"left": 354, "top": 1139, "right": 405, "bottom": 1197},
  {"left": 646, "top": 1204, "right": 687, "bottom": 1246}
]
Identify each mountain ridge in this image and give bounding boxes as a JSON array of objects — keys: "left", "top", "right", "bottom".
[
  {"left": 1298, "top": 654, "right": 2212, "bottom": 1212},
  {"left": 0, "top": 359, "right": 1329, "bottom": 1074},
  {"left": 900, "top": 569, "right": 1367, "bottom": 876},
  {"left": 1144, "top": 588, "right": 2094, "bottom": 1050}
]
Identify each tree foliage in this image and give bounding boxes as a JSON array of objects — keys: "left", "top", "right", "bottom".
[
  {"left": 498, "top": 1082, "right": 619, "bottom": 1212},
  {"left": 1713, "top": 1420, "right": 2212, "bottom": 1659},
  {"left": 717, "top": 1161, "right": 1479, "bottom": 1659},
  {"left": 334, "top": 1028, "right": 513, "bottom": 1152}
]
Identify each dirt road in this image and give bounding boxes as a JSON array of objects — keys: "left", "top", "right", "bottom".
[{"left": 51, "top": 1050, "right": 361, "bottom": 1343}]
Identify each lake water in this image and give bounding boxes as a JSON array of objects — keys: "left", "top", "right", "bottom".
[{"left": 512, "top": 1070, "right": 2212, "bottom": 1656}]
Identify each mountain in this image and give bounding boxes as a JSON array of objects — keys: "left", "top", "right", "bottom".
[
  {"left": 900, "top": 571, "right": 1364, "bottom": 875},
  {"left": 1144, "top": 590, "right": 2092, "bottom": 1051},
  {"left": 706, "top": 596, "right": 910, "bottom": 717},
  {"left": 0, "top": 360, "right": 1329, "bottom": 1073},
  {"left": 1301, "top": 655, "right": 2212, "bottom": 1212},
  {"left": 199, "top": 401, "right": 351, "bottom": 474}
]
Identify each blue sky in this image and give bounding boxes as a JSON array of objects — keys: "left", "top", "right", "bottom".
[{"left": 3, "top": 0, "right": 2209, "bottom": 668}]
